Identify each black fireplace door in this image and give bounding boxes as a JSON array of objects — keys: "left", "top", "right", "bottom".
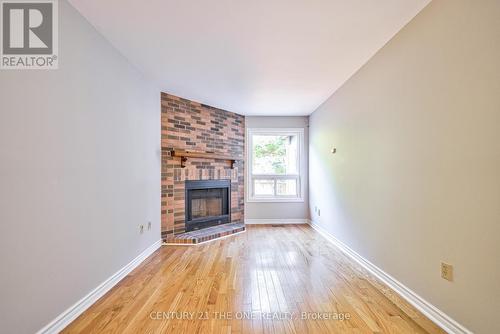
[{"left": 185, "top": 179, "right": 230, "bottom": 231}]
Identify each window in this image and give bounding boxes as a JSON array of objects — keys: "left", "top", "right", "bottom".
[{"left": 247, "top": 128, "right": 304, "bottom": 202}]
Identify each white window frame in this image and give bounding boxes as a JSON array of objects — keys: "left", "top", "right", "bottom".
[{"left": 246, "top": 127, "right": 305, "bottom": 202}]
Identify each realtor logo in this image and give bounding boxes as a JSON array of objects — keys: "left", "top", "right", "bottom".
[{"left": 1, "top": 0, "right": 58, "bottom": 69}]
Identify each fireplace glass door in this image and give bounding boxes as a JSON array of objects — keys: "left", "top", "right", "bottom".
[
  {"left": 185, "top": 179, "right": 230, "bottom": 232},
  {"left": 191, "top": 189, "right": 224, "bottom": 219}
]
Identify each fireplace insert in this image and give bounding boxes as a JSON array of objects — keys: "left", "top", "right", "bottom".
[{"left": 185, "top": 179, "right": 230, "bottom": 232}]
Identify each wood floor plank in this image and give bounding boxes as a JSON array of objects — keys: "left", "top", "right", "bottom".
[{"left": 63, "top": 225, "right": 446, "bottom": 334}]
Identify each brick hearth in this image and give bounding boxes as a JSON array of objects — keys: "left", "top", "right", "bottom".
[{"left": 164, "top": 222, "right": 245, "bottom": 245}]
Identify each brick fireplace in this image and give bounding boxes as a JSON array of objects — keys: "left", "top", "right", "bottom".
[{"left": 161, "top": 93, "right": 245, "bottom": 242}]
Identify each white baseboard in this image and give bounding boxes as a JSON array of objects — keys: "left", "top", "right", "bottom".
[
  {"left": 245, "top": 218, "right": 309, "bottom": 225},
  {"left": 36, "top": 240, "right": 162, "bottom": 334},
  {"left": 308, "top": 220, "right": 472, "bottom": 334}
]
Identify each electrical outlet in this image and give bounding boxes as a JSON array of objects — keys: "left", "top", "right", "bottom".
[
  {"left": 147, "top": 221, "right": 152, "bottom": 230},
  {"left": 139, "top": 225, "right": 144, "bottom": 234},
  {"left": 314, "top": 206, "right": 317, "bottom": 213},
  {"left": 317, "top": 209, "right": 321, "bottom": 216},
  {"left": 441, "top": 262, "right": 453, "bottom": 281}
]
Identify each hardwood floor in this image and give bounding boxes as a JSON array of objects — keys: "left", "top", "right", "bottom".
[{"left": 63, "top": 225, "right": 445, "bottom": 333}]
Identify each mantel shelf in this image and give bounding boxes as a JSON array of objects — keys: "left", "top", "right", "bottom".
[{"left": 171, "top": 150, "right": 241, "bottom": 169}]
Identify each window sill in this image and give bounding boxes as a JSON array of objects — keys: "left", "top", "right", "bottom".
[{"left": 246, "top": 198, "right": 304, "bottom": 203}]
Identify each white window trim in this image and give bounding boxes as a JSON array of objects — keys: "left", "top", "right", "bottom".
[{"left": 246, "top": 127, "right": 305, "bottom": 203}]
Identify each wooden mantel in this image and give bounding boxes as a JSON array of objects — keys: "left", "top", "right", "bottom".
[{"left": 171, "top": 150, "right": 241, "bottom": 169}]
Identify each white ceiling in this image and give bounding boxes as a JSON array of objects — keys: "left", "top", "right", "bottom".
[{"left": 69, "top": 0, "right": 430, "bottom": 116}]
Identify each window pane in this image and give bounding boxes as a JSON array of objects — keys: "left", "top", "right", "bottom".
[
  {"left": 254, "top": 179, "right": 274, "bottom": 196},
  {"left": 276, "top": 179, "right": 297, "bottom": 196},
  {"left": 252, "top": 134, "right": 298, "bottom": 174}
]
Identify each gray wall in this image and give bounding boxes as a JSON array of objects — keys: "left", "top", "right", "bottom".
[
  {"left": 309, "top": 1, "right": 500, "bottom": 333},
  {"left": 0, "top": 1, "right": 160, "bottom": 333},
  {"left": 245, "top": 116, "right": 309, "bottom": 220}
]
